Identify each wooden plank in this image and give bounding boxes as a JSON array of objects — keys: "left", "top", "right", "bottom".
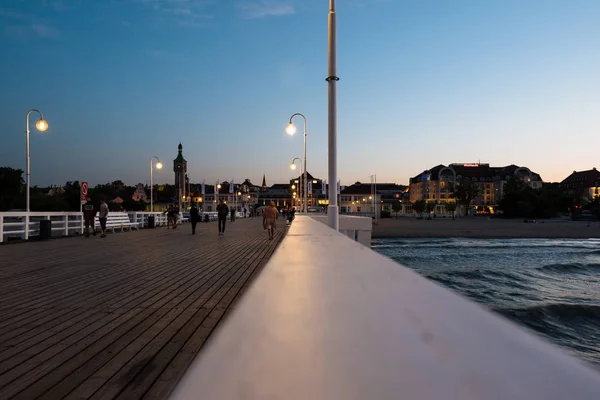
[{"left": 0, "top": 218, "right": 286, "bottom": 399}]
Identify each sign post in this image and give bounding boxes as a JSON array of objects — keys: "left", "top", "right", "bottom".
[
  {"left": 80, "top": 181, "right": 88, "bottom": 234},
  {"left": 81, "top": 181, "right": 88, "bottom": 211}
]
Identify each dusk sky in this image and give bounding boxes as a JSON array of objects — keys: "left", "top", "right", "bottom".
[{"left": 1, "top": 0, "right": 599, "bottom": 187}]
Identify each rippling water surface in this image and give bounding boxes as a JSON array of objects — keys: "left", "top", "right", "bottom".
[{"left": 372, "top": 238, "right": 600, "bottom": 367}]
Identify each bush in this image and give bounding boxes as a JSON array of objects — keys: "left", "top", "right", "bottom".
[{"left": 380, "top": 211, "right": 391, "bottom": 218}]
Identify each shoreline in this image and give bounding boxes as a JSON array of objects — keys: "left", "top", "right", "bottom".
[{"left": 371, "top": 217, "right": 600, "bottom": 239}]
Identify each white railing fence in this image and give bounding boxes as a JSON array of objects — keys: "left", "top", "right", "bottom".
[
  {"left": 128, "top": 212, "right": 169, "bottom": 227},
  {"left": 0, "top": 212, "right": 85, "bottom": 242},
  {"left": 310, "top": 214, "right": 372, "bottom": 246}
]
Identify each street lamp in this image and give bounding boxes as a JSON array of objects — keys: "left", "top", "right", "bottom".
[
  {"left": 286, "top": 114, "right": 307, "bottom": 213},
  {"left": 290, "top": 157, "right": 304, "bottom": 212},
  {"left": 150, "top": 156, "right": 162, "bottom": 212},
  {"left": 326, "top": 0, "right": 339, "bottom": 230},
  {"left": 25, "top": 109, "right": 49, "bottom": 212}
]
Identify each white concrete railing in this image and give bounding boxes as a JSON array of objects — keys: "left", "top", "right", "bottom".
[
  {"left": 0, "top": 212, "right": 85, "bottom": 242},
  {"left": 311, "top": 214, "right": 372, "bottom": 246},
  {"left": 170, "top": 215, "right": 600, "bottom": 400}
]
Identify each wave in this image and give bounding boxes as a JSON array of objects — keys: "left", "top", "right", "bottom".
[
  {"left": 494, "top": 303, "right": 600, "bottom": 336},
  {"left": 375, "top": 238, "right": 600, "bottom": 250},
  {"left": 537, "top": 263, "right": 600, "bottom": 273}
]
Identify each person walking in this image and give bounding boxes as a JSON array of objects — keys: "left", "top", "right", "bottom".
[
  {"left": 83, "top": 196, "right": 97, "bottom": 237},
  {"left": 190, "top": 204, "right": 199, "bottom": 235},
  {"left": 172, "top": 205, "right": 179, "bottom": 229},
  {"left": 263, "top": 201, "right": 279, "bottom": 240},
  {"left": 99, "top": 198, "right": 109, "bottom": 238},
  {"left": 230, "top": 206, "right": 235, "bottom": 222},
  {"left": 216, "top": 199, "right": 229, "bottom": 236},
  {"left": 164, "top": 205, "right": 174, "bottom": 229}
]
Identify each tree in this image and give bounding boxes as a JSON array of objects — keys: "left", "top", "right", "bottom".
[
  {"left": 413, "top": 199, "right": 426, "bottom": 218},
  {"left": 446, "top": 202, "right": 457, "bottom": 219},
  {"left": 449, "top": 179, "right": 480, "bottom": 216},
  {"left": 426, "top": 200, "right": 436, "bottom": 219},
  {"left": 391, "top": 200, "right": 402, "bottom": 218},
  {"left": 0, "top": 167, "right": 24, "bottom": 211}
]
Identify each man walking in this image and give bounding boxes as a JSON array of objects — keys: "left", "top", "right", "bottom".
[
  {"left": 190, "top": 204, "right": 199, "bottom": 235},
  {"left": 263, "top": 201, "right": 279, "bottom": 240},
  {"left": 83, "top": 196, "right": 97, "bottom": 237},
  {"left": 216, "top": 199, "right": 229, "bottom": 236},
  {"left": 99, "top": 198, "right": 109, "bottom": 238},
  {"left": 230, "top": 206, "right": 235, "bottom": 222}
]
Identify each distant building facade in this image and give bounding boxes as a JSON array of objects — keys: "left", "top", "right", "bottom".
[
  {"left": 340, "top": 182, "right": 407, "bottom": 217},
  {"left": 560, "top": 167, "right": 600, "bottom": 205},
  {"left": 409, "top": 163, "right": 543, "bottom": 212}
]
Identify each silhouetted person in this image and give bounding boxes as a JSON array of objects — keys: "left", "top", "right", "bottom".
[
  {"left": 99, "top": 198, "right": 109, "bottom": 238},
  {"left": 83, "top": 196, "right": 97, "bottom": 237},
  {"left": 190, "top": 204, "right": 199, "bottom": 235},
  {"left": 263, "top": 201, "right": 279, "bottom": 240},
  {"left": 230, "top": 206, "right": 236, "bottom": 222},
  {"left": 217, "top": 199, "right": 229, "bottom": 236}
]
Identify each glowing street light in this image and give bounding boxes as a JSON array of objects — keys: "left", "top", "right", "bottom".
[
  {"left": 286, "top": 113, "right": 307, "bottom": 213},
  {"left": 290, "top": 157, "right": 303, "bottom": 212},
  {"left": 150, "top": 156, "right": 162, "bottom": 212},
  {"left": 25, "top": 109, "right": 49, "bottom": 212}
]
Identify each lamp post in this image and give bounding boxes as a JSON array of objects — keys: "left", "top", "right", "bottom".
[
  {"left": 290, "top": 157, "right": 303, "bottom": 212},
  {"left": 286, "top": 114, "right": 307, "bottom": 213},
  {"left": 150, "top": 157, "right": 162, "bottom": 212},
  {"left": 215, "top": 182, "right": 221, "bottom": 210},
  {"left": 25, "top": 109, "right": 49, "bottom": 212},
  {"left": 326, "top": 0, "right": 339, "bottom": 230}
]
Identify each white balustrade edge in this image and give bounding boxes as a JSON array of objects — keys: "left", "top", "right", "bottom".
[{"left": 170, "top": 215, "right": 600, "bottom": 400}]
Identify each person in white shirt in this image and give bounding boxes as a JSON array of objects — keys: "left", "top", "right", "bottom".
[{"left": 99, "top": 198, "right": 109, "bottom": 238}]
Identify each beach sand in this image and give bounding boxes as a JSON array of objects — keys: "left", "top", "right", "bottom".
[{"left": 372, "top": 217, "right": 600, "bottom": 239}]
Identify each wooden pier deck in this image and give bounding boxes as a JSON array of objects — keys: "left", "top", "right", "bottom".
[{"left": 0, "top": 217, "right": 286, "bottom": 399}]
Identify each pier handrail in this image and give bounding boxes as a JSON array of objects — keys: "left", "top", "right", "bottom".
[{"left": 170, "top": 215, "right": 600, "bottom": 400}]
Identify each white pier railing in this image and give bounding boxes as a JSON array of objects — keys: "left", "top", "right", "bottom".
[
  {"left": 0, "top": 212, "right": 85, "bottom": 242},
  {"left": 170, "top": 215, "right": 600, "bottom": 400},
  {"left": 311, "top": 214, "right": 372, "bottom": 246}
]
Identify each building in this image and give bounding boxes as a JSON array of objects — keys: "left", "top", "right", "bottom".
[
  {"left": 173, "top": 143, "right": 187, "bottom": 205},
  {"left": 131, "top": 183, "right": 149, "bottom": 203},
  {"left": 560, "top": 168, "right": 600, "bottom": 205},
  {"left": 409, "top": 163, "right": 543, "bottom": 213},
  {"left": 340, "top": 182, "right": 407, "bottom": 217},
  {"left": 256, "top": 172, "right": 327, "bottom": 210},
  {"left": 200, "top": 179, "right": 260, "bottom": 213}
]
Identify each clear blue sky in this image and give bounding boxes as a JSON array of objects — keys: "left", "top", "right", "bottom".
[{"left": 1, "top": 0, "right": 599, "bottom": 187}]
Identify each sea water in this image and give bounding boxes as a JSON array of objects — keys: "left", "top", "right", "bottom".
[{"left": 372, "top": 238, "right": 600, "bottom": 367}]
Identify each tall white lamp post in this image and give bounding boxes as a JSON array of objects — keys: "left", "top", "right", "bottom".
[
  {"left": 290, "top": 157, "right": 303, "bottom": 212},
  {"left": 286, "top": 114, "right": 307, "bottom": 213},
  {"left": 25, "top": 109, "right": 49, "bottom": 212},
  {"left": 150, "top": 156, "right": 163, "bottom": 212},
  {"left": 326, "top": 0, "right": 339, "bottom": 230}
]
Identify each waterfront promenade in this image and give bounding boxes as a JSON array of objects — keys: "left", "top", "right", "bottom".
[{"left": 0, "top": 217, "right": 285, "bottom": 399}]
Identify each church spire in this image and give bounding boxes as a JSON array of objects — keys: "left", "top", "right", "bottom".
[{"left": 262, "top": 174, "right": 267, "bottom": 189}]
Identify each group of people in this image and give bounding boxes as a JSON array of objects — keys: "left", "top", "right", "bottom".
[
  {"left": 164, "top": 204, "right": 180, "bottom": 229},
  {"left": 184, "top": 199, "right": 284, "bottom": 240},
  {"left": 82, "top": 196, "right": 110, "bottom": 238},
  {"left": 82, "top": 197, "right": 292, "bottom": 240}
]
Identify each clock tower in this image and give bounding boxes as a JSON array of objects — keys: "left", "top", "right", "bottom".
[{"left": 173, "top": 143, "right": 187, "bottom": 201}]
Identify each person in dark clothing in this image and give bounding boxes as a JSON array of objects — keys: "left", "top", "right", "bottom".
[
  {"left": 190, "top": 205, "right": 200, "bottom": 235},
  {"left": 216, "top": 200, "right": 229, "bottom": 236},
  {"left": 83, "top": 196, "right": 97, "bottom": 237},
  {"left": 230, "top": 207, "right": 235, "bottom": 222}
]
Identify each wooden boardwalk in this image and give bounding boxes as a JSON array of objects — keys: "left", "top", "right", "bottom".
[{"left": 0, "top": 217, "right": 286, "bottom": 400}]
